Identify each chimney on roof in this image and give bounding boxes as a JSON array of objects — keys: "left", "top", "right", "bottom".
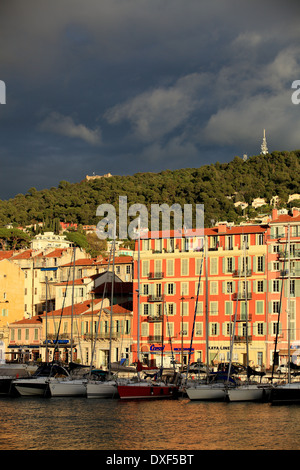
[
  {"left": 272, "top": 209, "right": 278, "bottom": 220},
  {"left": 217, "top": 222, "right": 227, "bottom": 233},
  {"left": 292, "top": 207, "right": 300, "bottom": 217}
]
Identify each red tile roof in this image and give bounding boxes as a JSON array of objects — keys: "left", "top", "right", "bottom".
[
  {"left": 11, "top": 315, "right": 43, "bottom": 325},
  {"left": 61, "top": 258, "right": 96, "bottom": 267},
  {"left": 269, "top": 214, "right": 300, "bottom": 224},
  {"left": 44, "top": 248, "right": 68, "bottom": 258},
  {"left": 96, "top": 256, "right": 133, "bottom": 265},
  {"left": 40, "top": 299, "right": 102, "bottom": 317},
  {"left": 0, "top": 250, "right": 14, "bottom": 260}
]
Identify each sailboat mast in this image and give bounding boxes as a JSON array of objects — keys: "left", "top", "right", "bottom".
[
  {"left": 109, "top": 222, "right": 116, "bottom": 377},
  {"left": 70, "top": 245, "right": 76, "bottom": 363},
  {"left": 244, "top": 240, "right": 249, "bottom": 375},
  {"left": 45, "top": 275, "right": 48, "bottom": 362},
  {"left": 137, "top": 218, "right": 141, "bottom": 367},
  {"left": 205, "top": 236, "right": 209, "bottom": 379},
  {"left": 287, "top": 224, "right": 291, "bottom": 384}
]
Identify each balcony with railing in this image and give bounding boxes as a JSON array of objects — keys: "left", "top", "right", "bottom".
[
  {"left": 147, "top": 295, "right": 163, "bottom": 302},
  {"left": 231, "top": 313, "right": 253, "bottom": 322},
  {"left": 148, "top": 272, "right": 164, "bottom": 279},
  {"left": 148, "top": 335, "right": 163, "bottom": 342},
  {"left": 147, "top": 315, "right": 163, "bottom": 322},
  {"left": 280, "top": 268, "right": 300, "bottom": 278},
  {"left": 232, "top": 291, "right": 252, "bottom": 301},
  {"left": 278, "top": 249, "right": 300, "bottom": 260},
  {"left": 232, "top": 269, "right": 252, "bottom": 277},
  {"left": 233, "top": 335, "right": 252, "bottom": 343}
]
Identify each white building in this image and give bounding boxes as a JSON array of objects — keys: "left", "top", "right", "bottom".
[{"left": 31, "top": 232, "right": 72, "bottom": 250}]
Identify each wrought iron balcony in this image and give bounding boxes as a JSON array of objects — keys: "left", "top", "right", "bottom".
[
  {"left": 233, "top": 335, "right": 252, "bottom": 343},
  {"left": 147, "top": 295, "right": 163, "bottom": 302},
  {"left": 148, "top": 272, "right": 164, "bottom": 279},
  {"left": 231, "top": 313, "right": 252, "bottom": 322},
  {"left": 233, "top": 292, "right": 252, "bottom": 301},
  {"left": 148, "top": 335, "right": 163, "bottom": 342},
  {"left": 280, "top": 269, "right": 300, "bottom": 278},
  {"left": 147, "top": 315, "right": 163, "bottom": 322},
  {"left": 232, "top": 269, "right": 252, "bottom": 277}
]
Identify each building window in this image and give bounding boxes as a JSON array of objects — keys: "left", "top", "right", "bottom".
[
  {"left": 195, "top": 322, "right": 203, "bottom": 336},
  {"left": 181, "top": 302, "right": 189, "bottom": 316},
  {"left": 273, "top": 262, "right": 280, "bottom": 271},
  {"left": 257, "top": 233, "right": 264, "bottom": 245},
  {"left": 210, "top": 281, "right": 218, "bottom": 295},
  {"left": 167, "top": 283, "right": 174, "bottom": 295},
  {"left": 257, "top": 280, "right": 264, "bottom": 292},
  {"left": 225, "top": 301, "right": 232, "bottom": 316},
  {"left": 166, "top": 259, "right": 174, "bottom": 276},
  {"left": 167, "top": 303, "right": 175, "bottom": 316},
  {"left": 272, "top": 322, "right": 280, "bottom": 335},
  {"left": 18, "top": 329, "right": 21, "bottom": 341},
  {"left": 290, "top": 280, "right": 295, "bottom": 296},
  {"left": 273, "top": 280, "right": 280, "bottom": 293},
  {"left": 181, "top": 282, "right": 189, "bottom": 296},
  {"left": 256, "top": 300, "right": 264, "bottom": 315},
  {"left": 226, "top": 281, "right": 233, "bottom": 293},
  {"left": 210, "top": 258, "right": 218, "bottom": 275},
  {"left": 257, "top": 256, "right": 264, "bottom": 272},
  {"left": 181, "top": 259, "right": 189, "bottom": 276},
  {"left": 166, "top": 322, "right": 174, "bottom": 338},
  {"left": 143, "top": 284, "right": 149, "bottom": 295},
  {"left": 210, "top": 301, "right": 218, "bottom": 316},
  {"left": 227, "top": 257, "right": 233, "bottom": 273},
  {"left": 257, "top": 323, "right": 264, "bottom": 336},
  {"left": 210, "top": 323, "right": 218, "bottom": 335},
  {"left": 25, "top": 329, "right": 29, "bottom": 340},
  {"left": 273, "top": 301, "right": 280, "bottom": 314},
  {"left": 126, "top": 265, "right": 131, "bottom": 274}
]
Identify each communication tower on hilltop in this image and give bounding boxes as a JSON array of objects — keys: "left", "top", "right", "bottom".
[{"left": 260, "top": 129, "right": 268, "bottom": 155}]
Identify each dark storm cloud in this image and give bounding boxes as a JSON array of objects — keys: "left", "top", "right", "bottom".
[{"left": 0, "top": 0, "right": 300, "bottom": 199}]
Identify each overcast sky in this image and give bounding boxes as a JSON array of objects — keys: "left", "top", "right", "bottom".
[{"left": 1, "top": 0, "right": 300, "bottom": 200}]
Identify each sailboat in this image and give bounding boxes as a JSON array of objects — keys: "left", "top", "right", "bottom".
[
  {"left": 48, "top": 247, "right": 91, "bottom": 397},
  {"left": 0, "top": 363, "right": 37, "bottom": 396},
  {"left": 86, "top": 224, "right": 130, "bottom": 398},
  {"left": 11, "top": 362, "right": 70, "bottom": 397},
  {"left": 186, "top": 236, "right": 235, "bottom": 401},
  {"left": 270, "top": 224, "right": 300, "bottom": 404},
  {"left": 227, "top": 240, "right": 270, "bottom": 402},
  {"left": 117, "top": 225, "right": 180, "bottom": 400}
]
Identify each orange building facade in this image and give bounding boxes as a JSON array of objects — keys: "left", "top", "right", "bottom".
[{"left": 131, "top": 209, "right": 300, "bottom": 371}]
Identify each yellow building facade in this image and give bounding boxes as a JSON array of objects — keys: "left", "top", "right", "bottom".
[{"left": 0, "top": 259, "right": 25, "bottom": 350}]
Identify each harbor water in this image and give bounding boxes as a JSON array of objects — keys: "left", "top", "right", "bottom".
[{"left": 1, "top": 396, "right": 300, "bottom": 451}]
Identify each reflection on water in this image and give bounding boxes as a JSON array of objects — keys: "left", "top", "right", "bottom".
[{"left": 0, "top": 397, "right": 300, "bottom": 450}]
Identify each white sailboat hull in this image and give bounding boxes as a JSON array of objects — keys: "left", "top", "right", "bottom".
[
  {"left": 49, "top": 379, "right": 87, "bottom": 397},
  {"left": 227, "top": 384, "right": 264, "bottom": 402},
  {"left": 187, "top": 383, "right": 227, "bottom": 401},
  {"left": 13, "top": 377, "right": 50, "bottom": 396},
  {"left": 86, "top": 381, "right": 118, "bottom": 398}
]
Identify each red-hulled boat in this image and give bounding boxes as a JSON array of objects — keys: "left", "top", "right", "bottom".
[
  {"left": 117, "top": 381, "right": 179, "bottom": 400},
  {"left": 117, "top": 362, "right": 180, "bottom": 400}
]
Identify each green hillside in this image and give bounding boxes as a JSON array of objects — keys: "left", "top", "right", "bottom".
[{"left": 1, "top": 150, "right": 299, "bottom": 229}]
